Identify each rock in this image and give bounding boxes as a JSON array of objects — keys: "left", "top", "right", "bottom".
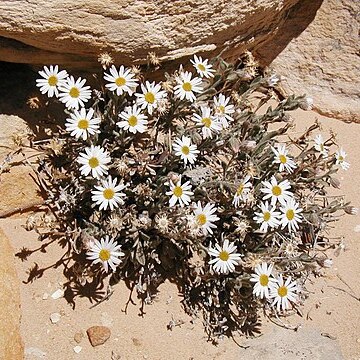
[
  {"left": 241, "top": 326, "right": 344, "bottom": 359},
  {"left": 0, "top": 114, "right": 43, "bottom": 217},
  {"left": 24, "top": 347, "right": 46, "bottom": 358},
  {"left": 0, "top": 0, "right": 319, "bottom": 69},
  {"left": 51, "top": 289, "right": 64, "bottom": 300},
  {"left": 86, "top": 325, "right": 111, "bottom": 347},
  {"left": 0, "top": 228, "right": 24, "bottom": 359},
  {"left": 266, "top": 0, "right": 360, "bottom": 122},
  {"left": 73, "top": 346, "right": 82, "bottom": 354},
  {"left": 74, "top": 331, "right": 84, "bottom": 344},
  {"left": 50, "top": 312, "right": 61, "bottom": 324}
]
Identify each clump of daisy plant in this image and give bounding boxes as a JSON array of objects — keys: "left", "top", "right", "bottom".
[{"left": 25, "top": 52, "right": 354, "bottom": 340}]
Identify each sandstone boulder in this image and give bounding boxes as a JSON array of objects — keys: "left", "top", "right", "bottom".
[
  {"left": 266, "top": 0, "right": 360, "bottom": 122},
  {"left": 0, "top": 0, "right": 310, "bottom": 69},
  {"left": 0, "top": 228, "right": 24, "bottom": 360}
]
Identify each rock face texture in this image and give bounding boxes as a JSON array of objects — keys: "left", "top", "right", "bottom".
[
  {"left": 0, "top": 0, "right": 357, "bottom": 122},
  {"left": 0, "top": 228, "right": 24, "bottom": 360},
  {"left": 0, "top": 0, "right": 309, "bottom": 68},
  {"left": 0, "top": 115, "right": 42, "bottom": 217},
  {"left": 266, "top": 0, "right": 360, "bottom": 122}
]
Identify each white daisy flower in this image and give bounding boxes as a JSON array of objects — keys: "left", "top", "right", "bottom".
[
  {"left": 165, "top": 176, "right": 193, "bottom": 207},
  {"left": 65, "top": 107, "right": 101, "bottom": 140},
  {"left": 192, "top": 106, "right": 222, "bottom": 139},
  {"left": 91, "top": 175, "right": 126, "bottom": 211},
  {"left": 279, "top": 198, "right": 303, "bottom": 233},
  {"left": 174, "top": 71, "right": 203, "bottom": 102},
  {"left": 190, "top": 55, "right": 215, "bottom": 78},
  {"left": 271, "top": 144, "right": 297, "bottom": 173},
  {"left": 232, "top": 175, "right": 252, "bottom": 207},
  {"left": 208, "top": 239, "right": 241, "bottom": 274},
  {"left": 86, "top": 235, "right": 125, "bottom": 272},
  {"left": 269, "top": 275, "right": 298, "bottom": 311},
  {"left": 172, "top": 136, "right": 200, "bottom": 166},
  {"left": 213, "top": 93, "right": 235, "bottom": 128},
  {"left": 36, "top": 65, "right": 68, "bottom": 98},
  {"left": 104, "top": 65, "right": 138, "bottom": 96},
  {"left": 335, "top": 148, "right": 350, "bottom": 170},
  {"left": 77, "top": 145, "right": 111, "bottom": 179},
  {"left": 58, "top": 76, "right": 92, "bottom": 110},
  {"left": 117, "top": 104, "right": 148, "bottom": 134},
  {"left": 250, "top": 262, "right": 276, "bottom": 299},
  {"left": 193, "top": 201, "right": 220, "bottom": 236},
  {"left": 314, "top": 134, "right": 328, "bottom": 157},
  {"left": 261, "top": 176, "right": 293, "bottom": 206},
  {"left": 253, "top": 201, "right": 281, "bottom": 232},
  {"left": 135, "top": 81, "right": 167, "bottom": 115}
]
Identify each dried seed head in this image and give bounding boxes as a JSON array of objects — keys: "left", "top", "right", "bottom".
[
  {"left": 107, "top": 214, "right": 123, "bottom": 231},
  {"left": 131, "top": 65, "right": 141, "bottom": 76},
  {"left": 27, "top": 96, "right": 40, "bottom": 109},
  {"left": 156, "top": 98, "right": 170, "bottom": 115},
  {"left": 161, "top": 81, "right": 173, "bottom": 93},
  {"left": 48, "top": 138, "right": 64, "bottom": 155},
  {"left": 155, "top": 214, "right": 171, "bottom": 233},
  {"left": 322, "top": 258, "right": 333, "bottom": 268},
  {"left": 147, "top": 52, "right": 160, "bottom": 66},
  {"left": 266, "top": 74, "right": 280, "bottom": 87},
  {"left": 115, "top": 159, "right": 129, "bottom": 176},
  {"left": 98, "top": 52, "right": 114, "bottom": 69},
  {"left": 299, "top": 97, "right": 314, "bottom": 111},
  {"left": 24, "top": 215, "right": 38, "bottom": 231},
  {"left": 344, "top": 206, "right": 358, "bottom": 215}
]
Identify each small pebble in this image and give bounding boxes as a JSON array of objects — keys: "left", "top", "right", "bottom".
[
  {"left": 356, "top": 338, "right": 360, "bottom": 343},
  {"left": 74, "top": 331, "right": 84, "bottom": 344},
  {"left": 42, "top": 293, "right": 49, "bottom": 300},
  {"left": 87, "top": 326, "right": 111, "bottom": 347},
  {"left": 73, "top": 346, "right": 82, "bottom": 354},
  {"left": 51, "top": 289, "right": 64, "bottom": 300},
  {"left": 50, "top": 312, "right": 61, "bottom": 324}
]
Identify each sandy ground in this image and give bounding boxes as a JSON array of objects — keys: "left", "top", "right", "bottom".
[{"left": 1, "top": 109, "right": 360, "bottom": 360}]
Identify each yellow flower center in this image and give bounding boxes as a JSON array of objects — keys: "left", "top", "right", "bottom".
[
  {"left": 99, "top": 249, "right": 111, "bottom": 261},
  {"left": 201, "top": 117, "right": 212, "bottom": 128},
  {"left": 197, "top": 64, "right": 206, "bottom": 72},
  {"left": 197, "top": 214, "right": 207, "bottom": 226},
  {"left": 219, "top": 251, "right": 229, "bottom": 261},
  {"left": 181, "top": 146, "right": 190, "bottom": 155},
  {"left": 128, "top": 115, "right": 138, "bottom": 127},
  {"left": 263, "top": 211, "right": 271, "bottom": 222},
  {"left": 144, "top": 92, "right": 155, "bottom": 104},
  {"left": 259, "top": 274, "right": 269, "bottom": 286},
  {"left": 88, "top": 157, "right": 99, "bottom": 168},
  {"left": 236, "top": 184, "right": 244, "bottom": 195},
  {"left": 182, "top": 82, "right": 192, "bottom": 92},
  {"left": 48, "top": 75, "right": 58, "bottom": 86},
  {"left": 272, "top": 185, "right": 282, "bottom": 196},
  {"left": 286, "top": 209, "right": 295, "bottom": 220},
  {"left": 338, "top": 155, "right": 344, "bottom": 162},
  {"left": 277, "top": 286, "right": 288, "bottom": 298},
  {"left": 69, "top": 87, "right": 80, "bottom": 98},
  {"left": 77, "top": 119, "right": 89, "bottom": 129},
  {"left": 279, "top": 154, "right": 287, "bottom": 164},
  {"left": 320, "top": 144, "right": 324, "bottom": 151},
  {"left": 218, "top": 105, "right": 225, "bottom": 114},
  {"left": 115, "top": 77, "right": 126, "bottom": 86},
  {"left": 173, "top": 186, "right": 183, "bottom": 198},
  {"left": 103, "top": 188, "right": 115, "bottom": 200}
]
